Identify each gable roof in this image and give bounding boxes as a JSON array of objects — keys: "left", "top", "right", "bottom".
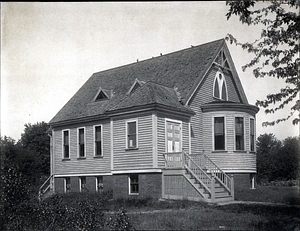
[{"left": 49, "top": 39, "right": 247, "bottom": 125}]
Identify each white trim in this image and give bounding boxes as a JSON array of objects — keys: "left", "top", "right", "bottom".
[
  {"left": 77, "top": 127, "right": 86, "bottom": 158},
  {"left": 112, "top": 169, "right": 162, "bottom": 174},
  {"left": 126, "top": 119, "right": 138, "bottom": 149},
  {"left": 212, "top": 115, "right": 227, "bottom": 151},
  {"left": 54, "top": 172, "right": 112, "bottom": 177},
  {"left": 249, "top": 117, "right": 256, "bottom": 152},
  {"left": 62, "top": 129, "right": 70, "bottom": 159},
  {"left": 52, "top": 129, "right": 55, "bottom": 176},
  {"left": 110, "top": 118, "right": 114, "bottom": 170},
  {"left": 93, "top": 124, "right": 103, "bottom": 157},
  {"left": 152, "top": 112, "right": 158, "bottom": 168},
  {"left": 222, "top": 169, "right": 257, "bottom": 174},
  {"left": 165, "top": 118, "right": 182, "bottom": 153},
  {"left": 234, "top": 116, "right": 245, "bottom": 151},
  {"left": 188, "top": 121, "right": 191, "bottom": 155}
]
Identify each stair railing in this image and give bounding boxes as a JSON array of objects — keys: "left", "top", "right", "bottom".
[
  {"left": 183, "top": 150, "right": 212, "bottom": 194},
  {"left": 201, "top": 151, "right": 232, "bottom": 193},
  {"left": 38, "top": 174, "right": 54, "bottom": 201}
]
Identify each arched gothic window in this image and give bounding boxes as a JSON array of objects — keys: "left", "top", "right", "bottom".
[{"left": 213, "top": 71, "right": 228, "bottom": 101}]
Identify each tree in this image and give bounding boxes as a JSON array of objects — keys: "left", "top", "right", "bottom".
[
  {"left": 226, "top": 0, "right": 300, "bottom": 126},
  {"left": 256, "top": 133, "right": 282, "bottom": 183},
  {"left": 20, "top": 122, "right": 50, "bottom": 176}
]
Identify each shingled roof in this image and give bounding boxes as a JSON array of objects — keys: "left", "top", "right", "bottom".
[{"left": 50, "top": 39, "right": 231, "bottom": 125}]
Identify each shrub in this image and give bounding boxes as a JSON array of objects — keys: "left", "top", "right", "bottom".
[{"left": 106, "top": 208, "right": 133, "bottom": 231}]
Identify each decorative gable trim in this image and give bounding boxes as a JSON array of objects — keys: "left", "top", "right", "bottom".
[
  {"left": 93, "top": 87, "right": 110, "bottom": 101},
  {"left": 126, "top": 78, "right": 145, "bottom": 95}
]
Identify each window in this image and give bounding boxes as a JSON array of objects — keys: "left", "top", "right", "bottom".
[
  {"left": 78, "top": 128, "right": 85, "bottom": 157},
  {"left": 250, "top": 118, "right": 255, "bottom": 152},
  {"left": 213, "top": 71, "right": 228, "bottom": 101},
  {"left": 65, "top": 177, "right": 71, "bottom": 193},
  {"left": 235, "top": 117, "right": 244, "bottom": 150},
  {"left": 94, "top": 125, "right": 102, "bottom": 156},
  {"left": 129, "top": 174, "right": 139, "bottom": 194},
  {"left": 96, "top": 176, "right": 103, "bottom": 193},
  {"left": 127, "top": 120, "right": 137, "bottom": 149},
  {"left": 214, "top": 117, "right": 225, "bottom": 150},
  {"left": 62, "top": 130, "right": 70, "bottom": 159},
  {"left": 79, "top": 177, "right": 87, "bottom": 192},
  {"left": 166, "top": 120, "right": 182, "bottom": 153}
]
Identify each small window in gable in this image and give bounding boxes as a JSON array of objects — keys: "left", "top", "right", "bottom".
[
  {"left": 127, "top": 78, "right": 145, "bottom": 95},
  {"left": 94, "top": 87, "right": 110, "bottom": 101},
  {"left": 213, "top": 71, "right": 228, "bottom": 101}
]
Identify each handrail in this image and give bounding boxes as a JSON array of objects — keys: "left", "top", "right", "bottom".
[
  {"left": 184, "top": 155, "right": 212, "bottom": 193},
  {"left": 202, "top": 151, "right": 231, "bottom": 193},
  {"left": 38, "top": 174, "right": 53, "bottom": 200}
]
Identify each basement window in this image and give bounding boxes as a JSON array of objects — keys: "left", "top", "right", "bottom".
[{"left": 129, "top": 174, "right": 139, "bottom": 195}]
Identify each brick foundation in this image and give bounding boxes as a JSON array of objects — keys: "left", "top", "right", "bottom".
[
  {"left": 113, "top": 173, "right": 162, "bottom": 199},
  {"left": 232, "top": 173, "right": 256, "bottom": 190}
]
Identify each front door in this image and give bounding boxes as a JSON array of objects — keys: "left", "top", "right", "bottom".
[{"left": 166, "top": 120, "right": 181, "bottom": 153}]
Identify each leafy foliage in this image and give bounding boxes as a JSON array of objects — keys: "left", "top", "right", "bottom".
[
  {"left": 256, "top": 133, "right": 300, "bottom": 183},
  {"left": 20, "top": 121, "right": 50, "bottom": 176},
  {"left": 226, "top": 0, "right": 300, "bottom": 126}
]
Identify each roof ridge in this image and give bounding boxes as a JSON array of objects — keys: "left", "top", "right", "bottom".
[{"left": 92, "top": 38, "right": 225, "bottom": 77}]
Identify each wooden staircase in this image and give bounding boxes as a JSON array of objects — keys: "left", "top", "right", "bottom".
[
  {"left": 38, "top": 175, "right": 54, "bottom": 200},
  {"left": 163, "top": 150, "right": 234, "bottom": 203}
]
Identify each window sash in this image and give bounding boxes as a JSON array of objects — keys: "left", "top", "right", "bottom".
[
  {"left": 214, "top": 117, "right": 225, "bottom": 150},
  {"left": 130, "top": 174, "right": 139, "bottom": 194},
  {"left": 127, "top": 121, "right": 137, "bottom": 148},
  {"left": 63, "top": 130, "right": 70, "bottom": 158},
  {"left": 95, "top": 126, "right": 102, "bottom": 156},
  {"left": 235, "top": 117, "right": 244, "bottom": 150},
  {"left": 78, "top": 128, "right": 85, "bottom": 157},
  {"left": 250, "top": 119, "right": 255, "bottom": 151}
]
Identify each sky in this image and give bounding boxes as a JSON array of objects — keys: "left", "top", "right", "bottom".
[{"left": 1, "top": 2, "right": 299, "bottom": 141}]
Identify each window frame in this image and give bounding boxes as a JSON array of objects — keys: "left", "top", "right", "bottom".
[
  {"left": 234, "top": 116, "right": 245, "bottom": 151},
  {"left": 213, "top": 70, "right": 228, "bottom": 101},
  {"left": 62, "top": 129, "right": 70, "bottom": 159},
  {"left": 93, "top": 124, "right": 103, "bottom": 157},
  {"left": 96, "top": 176, "right": 104, "bottom": 193},
  {"left": 250, "top": 117, "right": 256, "bottom": 152},
  {"left": 126, "top": 119, "right": 138, "bottom": 149},
  {"left": 129, "top": 174, "right": 139, "bottom": 195},
  {"left": 212, "top": 115, "right": 227, "bottom": 151},
  {"left": 64, "top": 177, "right": 71, "bottom": 193},
  {"left": 79, "top": 176, "right": 87, "bottom": 192},
  {"left": 165, "top": 118, "right": 182, "bottom": 153},
  {"left": 77, "top": 127, "right": 86, "bottom": 158}
]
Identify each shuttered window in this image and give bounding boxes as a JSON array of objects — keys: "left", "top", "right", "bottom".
[
  {"left": 214, "top": 117, "right": 225, "bottom": 150},
  {"left": 235, "top": 117, "right": 244, "bottom": 150}
]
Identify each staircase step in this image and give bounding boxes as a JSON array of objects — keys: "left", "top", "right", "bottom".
[
  {"left": 214, "top": 196, "right": 234, "bottom": 202},
  {"left": 215, "top": 191, "right": 230, "bottom": 198}
]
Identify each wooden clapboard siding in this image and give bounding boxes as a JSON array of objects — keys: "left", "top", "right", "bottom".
[
  {"left": 157, "top": 115, "right": 166, "bottom": 168},
  {"left": 53, "top": 120, "right": 111, "bottom": 175},
  {"left": 202, "top": 111, "right": 256, "bottom": 172},
  {"left": 113, "top": 114, "right": 153, "bottom": 170},
  {"left": 189, "top": 65, "right": 242, "bottom": 155}
]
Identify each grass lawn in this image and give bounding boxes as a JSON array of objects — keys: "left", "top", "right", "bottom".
[
  {"left": 3, "top": 185, "right": 300, "bottom": 230},
  {"left": 235, "top": 185, "right": 300, "bottom": 205}
]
